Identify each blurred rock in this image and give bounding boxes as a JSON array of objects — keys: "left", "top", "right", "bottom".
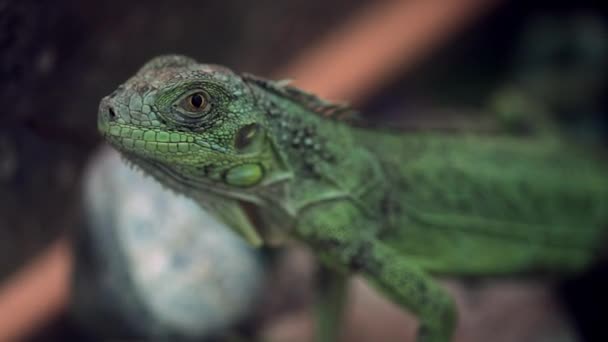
[{"left": 71, "top": 147, "right": 266, "bottom": 340}]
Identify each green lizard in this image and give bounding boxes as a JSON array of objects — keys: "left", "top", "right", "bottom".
[{"left": 97, "top": 55, "right": 608, "bottom": 342}]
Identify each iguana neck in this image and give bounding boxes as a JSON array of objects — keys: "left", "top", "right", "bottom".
[
  {"left": 244, "top": 81, "right": 393, "bottom": 227},
  {"left": 246, "top": 80, "right": 351, "bottom": 180}
]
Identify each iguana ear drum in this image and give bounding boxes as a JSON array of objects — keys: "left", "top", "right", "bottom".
[{"left": 235, "top": 123, "right": 262, "bottom": 151}]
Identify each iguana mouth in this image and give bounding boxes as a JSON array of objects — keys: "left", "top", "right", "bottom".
[{"left": 101, "top": 122, "right": 201, "bottom": 157}]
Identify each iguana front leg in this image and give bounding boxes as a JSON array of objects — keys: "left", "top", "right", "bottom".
[
  {"left": 362, "top": 242, "right": 456, "bottom": 342},
  {"left": 297, "top": 201, "right": 456, "bottom": 342},
  {"left": 315, "top": 265, "right": 348, "bottom": 342}
]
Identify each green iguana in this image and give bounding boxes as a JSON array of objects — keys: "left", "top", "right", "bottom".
[{"left": 97, "top": 55, "right": 608, "bottom": 342}]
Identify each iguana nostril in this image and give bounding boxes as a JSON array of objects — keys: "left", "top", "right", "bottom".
[{"left": 108, "top": 107, "right": 117, "bottom": 121}]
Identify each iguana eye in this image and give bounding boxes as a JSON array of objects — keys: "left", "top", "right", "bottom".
[
  {"left": 178, "top": 91, "right": 210, "bottom": 117},
  {"left": 235, "top": 123, "right": 262, "bottom": 151}
]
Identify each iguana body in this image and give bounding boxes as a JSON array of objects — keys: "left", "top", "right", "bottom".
[{"left": 98, "top": 55, "right": 608, "bottom": 342}]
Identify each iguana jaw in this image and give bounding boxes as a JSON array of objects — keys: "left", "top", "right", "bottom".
[
  {"left": 99, "top": 108, "right": 262, "bottom": 203},
  {"left": 100, "top": 120, "right": 205, "bottom": 163}
]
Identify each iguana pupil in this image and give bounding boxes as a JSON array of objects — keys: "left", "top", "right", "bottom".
[{"left": 190, "top": 93, "right": 203, "bottom": 108}]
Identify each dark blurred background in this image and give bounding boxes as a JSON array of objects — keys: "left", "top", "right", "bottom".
[{"left": 1, "top": 0, "right": 606, "bottom": 341}]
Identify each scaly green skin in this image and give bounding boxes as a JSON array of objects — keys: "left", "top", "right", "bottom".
[{"left": 98, "top": 55, "right": 608, "bottom": 342}]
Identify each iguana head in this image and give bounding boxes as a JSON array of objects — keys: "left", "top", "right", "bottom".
[{"left": 98, "top": 55, "right": 284, "bottom": 202}]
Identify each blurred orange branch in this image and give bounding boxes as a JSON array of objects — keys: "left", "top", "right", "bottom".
[
  {"left": 0, "top": 237, "right": 72, "bottom": 341},
  {"left": 276, "top": 0, "right": 501, "bottom": 102}
]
